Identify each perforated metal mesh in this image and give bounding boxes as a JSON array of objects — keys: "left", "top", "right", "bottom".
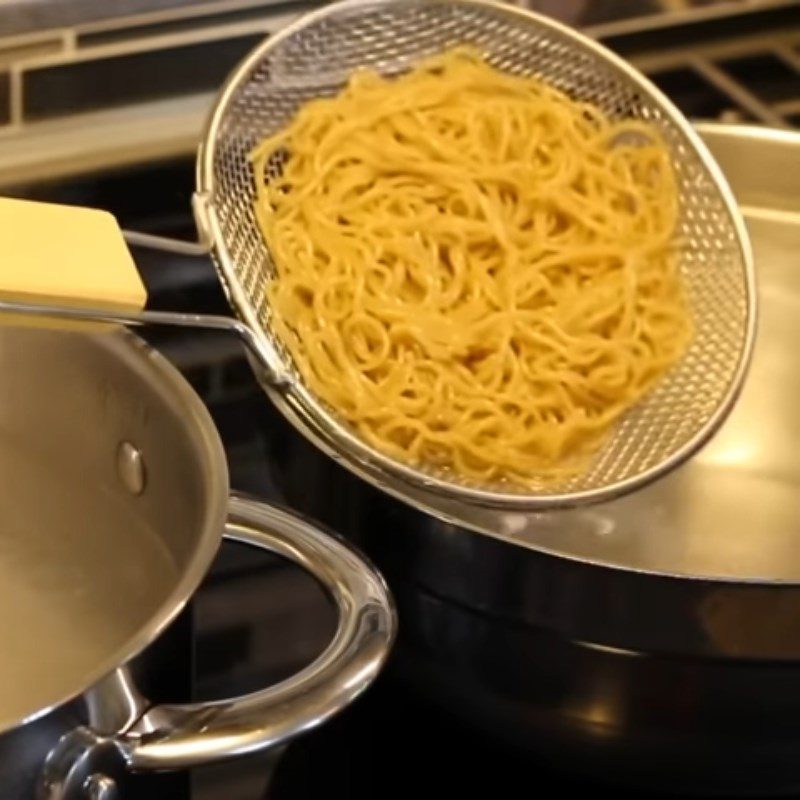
[{"left": 201, "top": 0, "right": 754, "bottom": 508}]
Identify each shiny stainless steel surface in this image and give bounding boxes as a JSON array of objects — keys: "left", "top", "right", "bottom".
[
  {"left": 0, "top": 326, "right": 228, "bottom": 735},
  {"left": 369, "top": 123, "right": 799, "bottom": 580},
  {"left": 116, "top": 441, "right": 146, "bottom": 495},
  {"left": 38, "top": 496, "right": 394, "bottom": 797},
  {"left": 199, "top": 0, "right": 755, "bottom": 510},
  {"left": 0, "top": 300, "right": 288, "bottom": 386},
  {"left": 84, "top": 775, "right": 117, "bottom": 800},
  {"left": 269, "top": 125, "right": 800, "bottom": 794},
  {"left": 84, "top": 669, "right": 147, "bottom": 737},
  {"left": 0, "top": 325, "right": 394, "bottom": 797},
  {"left": 118, "top": 495, "right": 394, "bottom": 771}
]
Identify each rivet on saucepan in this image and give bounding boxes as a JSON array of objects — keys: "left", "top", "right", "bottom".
[
  {"left": 84, "top": 774, "right": 118, "bottom": 800},
  {"left": 117, "top": 441, "right": 146, "bottom": 495}
]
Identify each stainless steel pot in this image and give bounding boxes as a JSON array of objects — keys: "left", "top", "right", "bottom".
[
  {"left": 268, "top": 124, "right": 800, "bottom": 796},
  {"left": 0, "top": 324, "right": 394, "bottom": 799}
]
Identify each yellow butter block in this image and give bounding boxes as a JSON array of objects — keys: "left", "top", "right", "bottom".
[{"left": 0, "top": 197, "right": 146, "bottom": 314}]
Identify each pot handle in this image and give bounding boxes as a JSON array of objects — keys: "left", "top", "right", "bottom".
[{"left": 117, "top": 494, "right": 395, "bottom": 771}]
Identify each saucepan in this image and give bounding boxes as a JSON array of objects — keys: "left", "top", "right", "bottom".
[
  {"left": 0, "top": 323, "right": 394, "bottom": 800},
  {"left": 269, "top": 124, "right": 800, "bottom": 796}
]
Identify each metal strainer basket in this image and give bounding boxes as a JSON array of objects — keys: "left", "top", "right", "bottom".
[
  {"left": 2, "top": 0, "right": 748, "bottom": 512},
  {"left": 193, "top": 0, "right": 755, "bottom": 510}
]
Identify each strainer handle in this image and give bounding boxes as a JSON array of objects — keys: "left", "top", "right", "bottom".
[{"left": 0, "top": 298, "right": 290, "bottom": 386}]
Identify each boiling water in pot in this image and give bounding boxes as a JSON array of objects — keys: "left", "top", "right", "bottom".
[{"left": 0, "top": 441, "right": 177, "bottom": 728}]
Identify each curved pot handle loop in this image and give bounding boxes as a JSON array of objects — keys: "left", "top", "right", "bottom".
[{"left": 117, "top": 493, "right": 395, "bottom": 770}]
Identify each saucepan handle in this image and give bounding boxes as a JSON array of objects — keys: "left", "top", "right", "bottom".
[
  {"left": 0, "top": 300, "right": 290, "bottom": 387},
  {"left": 0, "top": 196, "right": 292, "bottom": 385},
  {"left": 117, "top": 493, "right": 395, "bottom": 770}
]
